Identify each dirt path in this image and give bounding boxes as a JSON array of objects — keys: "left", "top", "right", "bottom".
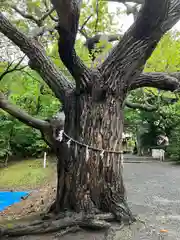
[{"left": 0, "top": 181, "right": 56, "bottom": 222}]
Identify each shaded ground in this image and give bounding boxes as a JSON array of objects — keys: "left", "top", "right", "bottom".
[{"left": 1, "top": 159, "right": 180, "bottom": 239}]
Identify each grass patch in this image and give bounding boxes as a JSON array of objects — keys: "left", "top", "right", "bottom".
[{"left": 0, "top": 159, "right": 54, "bottom": 190}]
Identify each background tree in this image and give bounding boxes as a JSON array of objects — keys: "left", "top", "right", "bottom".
[
  {"left": 0, "top": 63, "right": 58, "bottom": 161},
  {"left": 125, "top": 33, "right": 180, "bottom": 157},
  {"left": 0, "top": 0, "right": 180, "bottom": 237}
]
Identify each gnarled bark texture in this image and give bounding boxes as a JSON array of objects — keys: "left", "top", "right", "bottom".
[{"left": 52, "top": 90, "right": 130, "bottom": 221}]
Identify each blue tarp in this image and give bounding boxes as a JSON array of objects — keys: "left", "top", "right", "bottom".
[{"left": 0, "top": 191, "right": 29, "bottom": 211}]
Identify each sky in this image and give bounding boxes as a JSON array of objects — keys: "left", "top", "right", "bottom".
[{"left": 108, "top": 2, "right": 180, "bottom": 33}]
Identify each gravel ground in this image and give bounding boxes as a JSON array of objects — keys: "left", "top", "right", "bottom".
[
  {"left": 124, "top": 161, "right": 180, "bottom": 239},
  {"left": 3, "top": 161, "right": 180, "bottom": 240}
]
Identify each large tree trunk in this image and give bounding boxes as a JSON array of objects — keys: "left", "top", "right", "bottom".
[
  {"left": 1, "top": 1, "right": 180, "bottom": 237},
  {"left": 50, "top": 90, "right": 133, "bottom": 222}
]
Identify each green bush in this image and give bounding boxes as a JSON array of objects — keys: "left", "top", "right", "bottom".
[
  {"left": 11, "top": 124, "right": 49, "bottom": 158},
  {"left": 0, "top": 115, "right": 49, "bottom": 160}
]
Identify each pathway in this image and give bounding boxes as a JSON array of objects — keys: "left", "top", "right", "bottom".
[{"left": 124, "top": 160, "right": 180, "bottom": 239}]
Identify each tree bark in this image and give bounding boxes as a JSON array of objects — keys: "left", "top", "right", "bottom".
[{"left": 49, "top": 88, "right": 133, "bottom": 222}]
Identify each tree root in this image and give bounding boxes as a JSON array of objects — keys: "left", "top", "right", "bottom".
[
  {"left": 0, "top": 213, "right": 112, "bottom": 237},
  {"left": 53, "top": 226, "right": 81, "bottom": 239},
  {"left": 96, "top": 213, "right": 115, "bottom": 222},
  {"left": 0, "top": 211, "right": 138, "bottom": 238}
]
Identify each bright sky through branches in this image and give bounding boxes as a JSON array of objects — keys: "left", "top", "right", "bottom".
[{"left": 108, "top": 2, "right": 180, "bottom": 32}]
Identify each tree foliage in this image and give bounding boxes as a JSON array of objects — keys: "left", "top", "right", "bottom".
[
  {"left": 0, "top": 66, "right": 60, "bottom": 160},
  {"left": 125, "top": 32, "right": 180, "bottom": 159}
]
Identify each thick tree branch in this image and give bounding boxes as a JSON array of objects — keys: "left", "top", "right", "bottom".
[
  {"left": 130, "top": 72, "right": 180, "bottom": 92},
  {"left": 100, "top": 0, "right": 179, "bottom": 100},
  {"left": 0, "top": 92, "right": 50, "bottom": 130},
  {"left": 51, "top": 0, "right": 92, "bottom": 89},
  {"left": 125, "top": 99, "right": 158, "bottom": 112},
  {"left": 0, "top": 13, "right": 74, "bottom": 102}
]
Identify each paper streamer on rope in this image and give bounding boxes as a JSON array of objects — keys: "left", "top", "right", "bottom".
[
  {"left": 57, "top": 131, "right": 124, "bottom": 157},
  {"left": 67, "top": 139, "right": 71, "bottom": 148},
  {"left": 120, "top": 152, "right": 124, "bottom": 168},
  {"left": 116, "top": 156, "right": 120, "bottom": 174},
  {"left": 86, "top": 146, "right": 89, "bottom": 162},
  {"left": 87, "top": 172, "right": 90, "bottom": 181},
  {"left": 74, "top": 143, "right": 78, "bottom": 157},
  {"left": 56, "top": 130, "right": 64, "bottom": 142},
  {"left": 100, "top": 150, "right": 104, "bottom": 159},
  {"left": 106, "top": 153, "right": 110, "bottom": 167}
]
